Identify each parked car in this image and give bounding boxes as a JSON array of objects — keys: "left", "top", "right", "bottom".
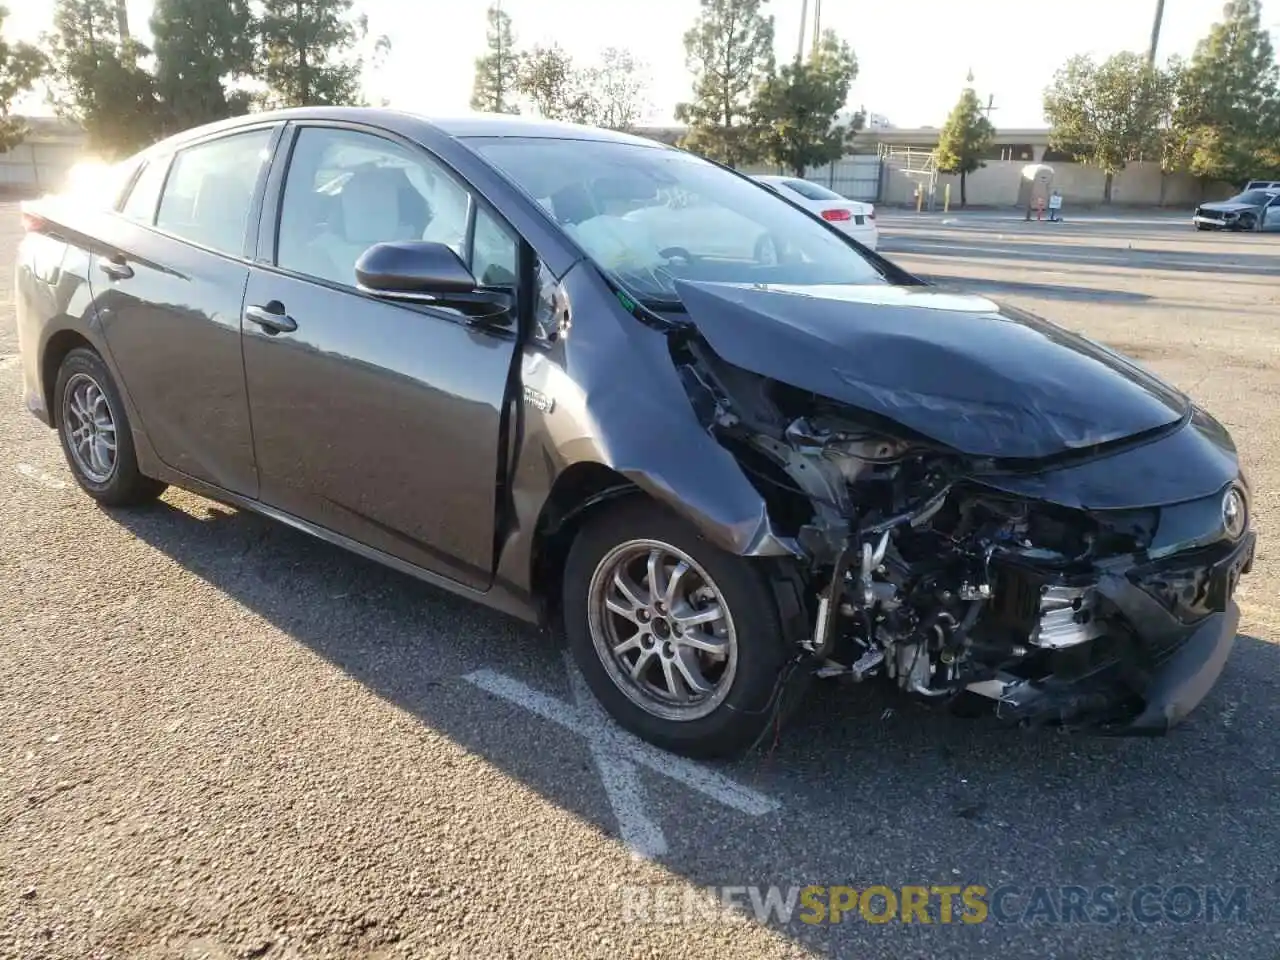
[
  {"left": 1193, "top": 187, "right": 1280, "bottom": 231},
  {"left": 16, "top": 109, "right": 1254, "bottom": 758},
  {"left": 1243, "top": 179, "right": 1280, "bottom": 191},
  {"left": 752, "top": 175, "right": 878, "bottom": 250}
]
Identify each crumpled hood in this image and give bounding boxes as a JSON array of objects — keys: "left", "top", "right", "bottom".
[
  {"left": 674, "top": 280, "right": 1189, "bottom": 460},
  {"left": 1200, "top": 201, "right": 1261, "bottom": 212}
]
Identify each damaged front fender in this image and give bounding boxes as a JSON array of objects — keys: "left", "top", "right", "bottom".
[{"left": 493, "top": 263, "right": 801, "bottom": 616}]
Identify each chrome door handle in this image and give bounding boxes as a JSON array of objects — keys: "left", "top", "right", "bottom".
[{"left": 244, "top": 303, "right": 297, "bottom": 334}]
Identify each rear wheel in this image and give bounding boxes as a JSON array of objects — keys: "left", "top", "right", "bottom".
[
  {"left": 563, "top": 498, "right": 801, "bottom": 758},
  {"left": 54, "top": 347, "right": 166, "bottom": 506}
]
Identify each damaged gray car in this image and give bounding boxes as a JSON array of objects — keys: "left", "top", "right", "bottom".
[{"left": 16, "top": 110, "right": 1256, "bottom": 758}]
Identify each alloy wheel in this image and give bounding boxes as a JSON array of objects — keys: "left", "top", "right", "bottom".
[
  {"left": 62, "top": 373, "right": 118, "bottom": 484},
  {"left": 586, "top": 539, "right": 738, "bottom": 721}
]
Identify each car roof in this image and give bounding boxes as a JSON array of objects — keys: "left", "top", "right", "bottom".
[{"left": 138, "top": 106, "right": 668, "bottom": 158}]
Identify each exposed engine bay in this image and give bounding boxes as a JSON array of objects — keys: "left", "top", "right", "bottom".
[{"left": 675, "top": 334, "right": 1255, "bottom": 731}]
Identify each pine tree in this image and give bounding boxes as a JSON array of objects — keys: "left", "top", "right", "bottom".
[
  {"left": 45, "top": 0, "right": 162, "bottom": 157},
  {"left": 1171, "top": 0, "right": 1280, "bottom": 182},
  {"left": 675, "top": 0, "right": 774, "bottom": 167},
  {"left": 151, "top": 0, "right": 255, "bottom": 131},
  {"left": 935, "top": 74, "right": 995, "bottom": 207},
  {"left": 470, "top": 4, "right": 520, "bottom": 114},
  {"left": 256, "top": 0, "right": 365, "bottom": 108}
]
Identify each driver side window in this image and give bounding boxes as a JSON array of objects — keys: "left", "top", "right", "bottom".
[{"left": 276, "top": 127, "right": 473, "bottom": 288}]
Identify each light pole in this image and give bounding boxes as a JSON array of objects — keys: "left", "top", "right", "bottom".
[
  {"left": 797, "top": 0, "right": 809, "bottom": 62},
  {"left": 1148, "top": 0, "right": 1166, "bottom": 65}
]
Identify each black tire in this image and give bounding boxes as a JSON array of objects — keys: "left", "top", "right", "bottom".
[
  {"left": 1236, "top": 215, "right": 1255, "bottom": 232},
  {"left": 563, "top": 497, "right": 802, "bottom": 758},
  {"left": 54, "top": 347, "right": 166, "bottom": 506},
  {"left": 1194, "top": 223, "right": 1210, "bottom": 231}
]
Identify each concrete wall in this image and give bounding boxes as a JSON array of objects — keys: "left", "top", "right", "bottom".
[
  {"left": 883, "top": 159, "right": 1237, "bottom": 209},
  {"left": 0, "top": 137, "right": 85, "bottom": 194}
]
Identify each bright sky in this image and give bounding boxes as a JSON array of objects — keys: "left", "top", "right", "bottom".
[{"left": 7, "top": 0, "right": 1278, "bottom": 127}]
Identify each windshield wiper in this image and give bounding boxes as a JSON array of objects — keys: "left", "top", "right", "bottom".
[{"left": 636, "top": 295, "right": 687, "bottom": 312}]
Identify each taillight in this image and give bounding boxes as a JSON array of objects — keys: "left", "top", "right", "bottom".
[
  {"left": 867, "top": 209, "right": 876, "bottom": 220},
  {"left": 20, "top": 211, "right": 47, "bottom": 233},
  {"left": 821, "top": 208, "right": 852, "bottom": 222}
]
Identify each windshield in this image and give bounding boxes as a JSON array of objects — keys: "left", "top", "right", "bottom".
[
  {"left": 468, "top": 137, "right": 886, "bottom": 306},
  {"left": 1231, "top": 190, "right": 1275, "bottom": 205}
]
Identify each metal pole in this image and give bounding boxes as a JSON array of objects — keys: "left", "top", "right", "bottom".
[
  {"left": 797, "top": 0, "right": 809, "bottom": 62},
  {"left": 1147, "top": 0, "right": 1166, "bottom": 65}
]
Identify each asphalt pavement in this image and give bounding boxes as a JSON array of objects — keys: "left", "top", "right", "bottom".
[{"left": 2, "top": 206, "right": 1277, "bottom": 959}]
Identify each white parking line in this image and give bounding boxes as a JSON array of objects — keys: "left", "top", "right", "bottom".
[
  {"left": 463, "top": 657, "right": 781, "bottom": 859},
  {"left": 567, "top": 657, "right": 667, "bottom": 859},
  {"left": 15, "top": 463, "right": 68, "bottom": 490}
]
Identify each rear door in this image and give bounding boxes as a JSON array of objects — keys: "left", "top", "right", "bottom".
[
  {"left": 91, "top": 125, "right": 280, "bottom": 496},
  {"left": 241, "top": 122, "right": 523, "bottom": 590}
]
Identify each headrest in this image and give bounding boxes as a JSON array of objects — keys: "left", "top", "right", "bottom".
[{"left": 339, "top": 168, "right": 408, "bottom": 245}]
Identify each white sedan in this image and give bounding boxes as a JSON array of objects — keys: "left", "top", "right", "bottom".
[{"left": 752, "top": 175, "right": 878, "bottom": 251}]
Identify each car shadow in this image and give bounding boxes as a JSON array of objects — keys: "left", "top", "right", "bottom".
[{"left": 106, "top": 496, "right": 1280, "bottom": 956}]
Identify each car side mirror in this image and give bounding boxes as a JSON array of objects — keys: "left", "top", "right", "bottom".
[{"left": 355, "top": 240, "right": 514, "bottom": 328}]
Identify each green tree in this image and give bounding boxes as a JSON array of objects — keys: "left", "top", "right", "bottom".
[
  {"left": 750, "top": 29, "right": 859, "bottom": 176},
  {"left": 45, "top": 0, "right": 162, "bottom": 157},
  {"left": 934, "top": 74, "right": 995, "bottom": 207},
  {"left": 470, "top": 3, "right": 521, "bottom": 114},
  {"left": 151, "top": 0, "right": 255, "bottom": 132},
  {"left": 582, "top": 48, "right": 649, "bottom": 131},
  {"left": 1170, "top": 0, "right": 1280, "bottom": 183},
  {"left": 516, "top": 44, "right": 593, "bottom": 122},
  {"left": 256, "top": 0, "right": 365, "bottom": 107},
  {"left": 0, "top": 6, "right": 47, "bottom": 153},
  {"left": 1043, "top": 52, "right": 1172, "bottom": 202},
  {"left": 676, "top": 0, "right": 774, "bottom": 167}
]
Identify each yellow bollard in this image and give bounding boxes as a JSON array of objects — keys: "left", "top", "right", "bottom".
[{"left": 944, "top": 183, "right": 951, "bottom": 213}]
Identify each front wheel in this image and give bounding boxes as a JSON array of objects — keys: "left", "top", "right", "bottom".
[{"left": 563, "top": 498, "right": 801, "bottom": 758}]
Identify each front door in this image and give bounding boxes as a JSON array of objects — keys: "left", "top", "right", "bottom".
[
  {"left": 92, "top": 127, "right": 276, "bottom": 496},
  {"left": 1262, "top": 195, "right": 1280, "bottom": 232},
  {"left": 242, "top": 124, "right": 522, "bottom": 590}
]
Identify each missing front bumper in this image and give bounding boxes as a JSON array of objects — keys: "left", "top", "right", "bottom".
[{"left": 970, "top": 532, "right": 1254, "bottom": 734}]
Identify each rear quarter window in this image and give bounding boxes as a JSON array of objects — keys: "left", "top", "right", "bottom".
[
  {"left": 783, "top": 179, "right": 845, "bottom": 202},
  {"left": 120, "top": 157, "right": 171, "bottom": 224}
]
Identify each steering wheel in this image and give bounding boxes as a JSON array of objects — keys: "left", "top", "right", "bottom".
[
  {"left": 659, "top": 246, "right": 696, "bottom": 264},
  {"left": 753, "top": 234, "right": 781, "bottom": 265}
]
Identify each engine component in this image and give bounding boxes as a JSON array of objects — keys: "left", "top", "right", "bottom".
[
  {"left": 858, "top": 531, "right": 890, "bottom": 606},
  {"left": 1030, "top": 585, "right": 1106, "bottom": 649}
]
